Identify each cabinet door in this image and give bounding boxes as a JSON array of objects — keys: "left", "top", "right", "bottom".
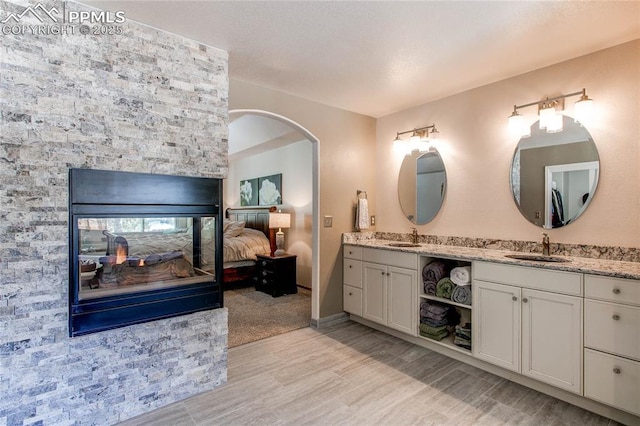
[
  {"left": 363, "top": 262, "right": 388, "bottom": 325},
  {"left": 388, "top": 266, "right": 417, "bottom": 336},
  {"left": 473, "top": 280, "right": 521, "bottom": 372},
  {"left": 522, "top": 289, "right": 583, "bottom": 394}
]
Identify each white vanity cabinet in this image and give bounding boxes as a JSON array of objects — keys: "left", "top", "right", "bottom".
[
  {"left": 472, "top": 261, "right": 583, "bottom": 394},
  {"left": 362, "top": 248, "right": 418, "bottom": 335},
  {"left": 343, "top": 246, "right": 418, "bottom": 336},
  {"left": 583, "top": 275, "right": 640, "bottom": 417}
]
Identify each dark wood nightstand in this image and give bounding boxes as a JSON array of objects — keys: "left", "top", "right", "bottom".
[{"left": 255, "top": 254, "right": 297, "bottom": 297}]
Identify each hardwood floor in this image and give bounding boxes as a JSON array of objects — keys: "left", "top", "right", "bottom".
[{"left": 119, "top": 321, "right": 619, "bottom": 425}]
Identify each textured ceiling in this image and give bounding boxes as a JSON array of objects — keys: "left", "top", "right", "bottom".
[{"left": 80, "top": 1, "right": 640, "bottom": 118}]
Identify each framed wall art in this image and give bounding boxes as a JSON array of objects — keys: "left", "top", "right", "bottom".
[
  {"left": 239, "top": 178, "right": 259, "bottom": 206},
  {"left": 258, "top": 174, "right": 282, "bottom": 205}
]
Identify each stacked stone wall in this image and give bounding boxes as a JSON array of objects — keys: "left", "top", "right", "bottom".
[{"left": 0, "top": 0, "right": 229, "bottom": 423}]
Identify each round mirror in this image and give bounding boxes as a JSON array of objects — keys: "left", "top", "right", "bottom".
[
  {"left": 398, "top": 150, "right": 447, "bottom": 224},
  {"left": 510, "top": 115, "right": 599, "bottom": 228}
]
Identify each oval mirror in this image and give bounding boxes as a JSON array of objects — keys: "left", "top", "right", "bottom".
[
  {"left": 398, "top": 150, "right": 447, "bottom": 224},
  {"left": 510, "top": 115, "right": 599, "bottom": 228}
]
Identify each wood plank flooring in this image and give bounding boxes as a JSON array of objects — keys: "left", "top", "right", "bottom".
[{"left": 119, "top": 321, "right": 620, "bottom": 425}]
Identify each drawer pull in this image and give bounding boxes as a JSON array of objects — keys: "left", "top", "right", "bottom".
[
  {"left": 349, "top": 265, "right": 352, "bottom": 268},
  {"left": 348, "top": 292, "right": 353, "bottom": 296},
  {"left": 612, "top": 288, "right": 621, "bottom": 295},
  {"left": 512, "top": 296, "right": 518, "bottom": 301},
  {"left": 261, "top": 261, "right": 267, "bottom": 267},
  {"left": 612, "top": 314, "right": 621, "bottom": 321},
  {"left": 523, "top": 298, "right": 529, "bottom": 303},
  {"left": 381, "top": 271, "right": 385, "bottom": 276},
  {"left": 349, "top": 251, "right": 353, "bottom": 255},
  {"left": 613, "top": 367, "right": 621, "bottom": 374},
  {"left": 387, "top": 272, "right": 391, "bottom": 276}
]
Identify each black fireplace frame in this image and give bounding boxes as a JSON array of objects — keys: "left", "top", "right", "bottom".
[{"left": 68, "top": 169, "right": 224, "bottom": 337}]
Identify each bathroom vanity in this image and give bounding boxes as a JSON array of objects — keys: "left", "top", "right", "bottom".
[{"left": 342, "top": 237, "right": 640, "bottom": 424}]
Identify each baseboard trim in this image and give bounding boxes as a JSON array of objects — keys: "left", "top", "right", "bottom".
[{"left": 310, "top": 312, "right": 349, "bottom": 329}]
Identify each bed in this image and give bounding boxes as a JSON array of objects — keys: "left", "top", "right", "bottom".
[
  {"left": 98, "top": 206, "right": 276, "bottom": 286},
  {"left": 224, "top": 206, "right": 276, "bottom": 283}
]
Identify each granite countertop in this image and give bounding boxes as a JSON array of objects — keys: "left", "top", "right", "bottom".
[{"left": 344, "top": 238, "right": 640, "bottom": 281}]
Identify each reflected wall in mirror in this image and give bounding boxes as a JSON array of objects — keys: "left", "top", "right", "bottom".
[
  {"left": 398, "top": 150, "right": 447, "bottom": 224},
  {"left": 510, "top": 115, "right": 599, "bottom": 228}
]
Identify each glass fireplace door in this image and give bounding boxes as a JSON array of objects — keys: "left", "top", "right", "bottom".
[{"left": 77, "top": 215, "right": 217, "bottom": 300}]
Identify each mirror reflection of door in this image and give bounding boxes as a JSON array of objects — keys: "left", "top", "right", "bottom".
[
  {"left": 510, "top": 115, "right": 599, "bottom": 228},
  {"left": 416, "top": 153, "right": 446, "bottom": 224},
  {"left": 398, "top": 150, "right": 447, "bottom": 225},
  {"left": 544, "top": 162, "right": 599, "bottom": 228}
]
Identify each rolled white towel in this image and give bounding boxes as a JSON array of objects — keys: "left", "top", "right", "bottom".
[{"left": 450, "top": 266, "right": 471, "bottom": 286}]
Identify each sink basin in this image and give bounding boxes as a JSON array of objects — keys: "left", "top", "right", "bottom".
[
  {"left": 504, "top": 253, "right": 569, "bottom": 263},
  {"left": 387, "top": 242, "right": 421, "bottom": 248}
]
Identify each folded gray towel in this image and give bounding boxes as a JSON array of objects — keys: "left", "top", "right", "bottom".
[{"left": 420, "top": 301, "right": 450, "bottom": 315}]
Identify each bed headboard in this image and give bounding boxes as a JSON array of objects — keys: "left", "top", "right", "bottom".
[
  {"left": 225, "top": 206, "right": 276, "bottom": 236},
  {"left": 225, "top": 206, "right": 278, "bottom": 257}
]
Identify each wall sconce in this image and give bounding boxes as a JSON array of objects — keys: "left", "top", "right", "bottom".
[
  {"left": 508, "top": 88, "right": 593, "bottom": 137},
  {"left": 268, "top": 210, "right": 291, "bottom": 256},
  {"left": 393, "top": 124, "right": 439, "bottom": 155}
]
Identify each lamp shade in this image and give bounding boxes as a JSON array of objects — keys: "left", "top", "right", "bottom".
[
  {"left": 269, "top": 212, "right": 290, "bottom": 229},
  {"left": 508, "top": 111, "right": 524, "bottom": 135},
  {"left": 539, "top": 105, "right": 556, "bottom": 129},
  {"left": 574, "top": 96, "right": 594, "bottom": 124},
  {"left": 546, "top": 113, "right": 563, "bottom": 133}
]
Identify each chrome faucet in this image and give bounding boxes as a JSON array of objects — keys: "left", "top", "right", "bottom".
[
  {"left": 542, "top": 233, "right": 550, "bottom": 256},
  {"left": 411, "top": 227, "right": 419, "bottom": 244}
]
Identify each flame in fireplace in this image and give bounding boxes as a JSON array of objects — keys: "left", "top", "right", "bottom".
[
  {"left": 116, "top": 244, "right": 127, "bottom": 264},
  {"left": 139, "top": 258, "right": 144, "bottom": 267}
]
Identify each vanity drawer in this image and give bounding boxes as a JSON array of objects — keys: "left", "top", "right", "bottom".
[
  {"left": 344, "top": 245, "right": 363, "bottom": 260},
  {"left": 343, "top": 285, "right": 363, "bottom": 316},
  {"left": 473, "top": 261, "right": 582, "bottom": 296},
  {"left": 584, "top": 348, "right": 640, "bottom": 416},
  {"left": 343, "top": 259, "right": 363, "bottom": 288},
  {"left": 585, "top": 275, "right": 640, "bottom": 306},
  {"left": 363, "top": 248, "right": 417, "bottom": 270},
  {"left": 584, "top": 299, "right": 640, "bottom": 361}
]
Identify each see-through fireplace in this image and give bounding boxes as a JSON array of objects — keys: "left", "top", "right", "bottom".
[{"left": 69, "top": 169, "right": 223, "bottom": 336}]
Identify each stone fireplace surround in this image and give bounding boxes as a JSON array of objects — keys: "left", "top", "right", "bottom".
[{"left": 1, "top": 0, "right": 229, "bottom": 423}]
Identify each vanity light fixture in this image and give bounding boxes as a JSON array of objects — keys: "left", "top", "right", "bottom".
[
  {"left": 508, "top": 88, "right": 594, "bottom": 137},
  {"left": 392, "top": 124, "right": 439, "bottom": 155}
]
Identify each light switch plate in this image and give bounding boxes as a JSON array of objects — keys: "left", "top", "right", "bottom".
[
  {"left": 371, "top": 215, "right": 375, "bottom": 226},
  {"left": 323, "top": 215, "right": 333, "bottom": 227}
]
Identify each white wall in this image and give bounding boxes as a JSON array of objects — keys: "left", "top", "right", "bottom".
[
  {"left": 376, "top": 40, "right": 640, "bottom": 249},
  {"left": 225, "top": 141, "right": 313, "bottom": 287}
]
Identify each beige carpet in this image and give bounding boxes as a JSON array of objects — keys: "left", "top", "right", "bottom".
[{"left": 225, "top": 286, "right": 311, "bottom": 348}]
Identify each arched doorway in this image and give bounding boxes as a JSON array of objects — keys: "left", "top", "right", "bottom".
[{"left": 228, "top": 109, "right": 320, "bottom": 321}]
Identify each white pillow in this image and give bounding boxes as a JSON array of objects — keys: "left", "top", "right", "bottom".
[{"left": 223, "top": 220, "right": 246, "bottom": 238}]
